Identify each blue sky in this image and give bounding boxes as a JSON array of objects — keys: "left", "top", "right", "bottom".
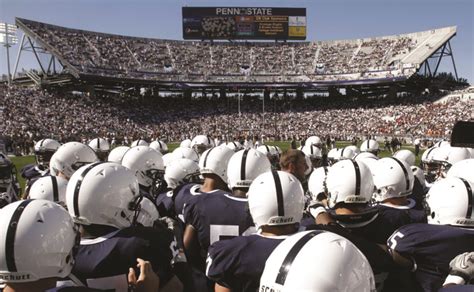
[{"left": 0, "top": 0, "right": 472, "bottom": 83}]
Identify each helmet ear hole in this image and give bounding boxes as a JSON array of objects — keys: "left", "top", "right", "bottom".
[{"left": 431, "top": 212, "right": 435, "bottom": 219}]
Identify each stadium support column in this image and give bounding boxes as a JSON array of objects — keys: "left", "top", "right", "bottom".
[
  {"left": 184, "top": 89, "right": 192, "bottom": 100},
  {"left": 296, "top": 87, "right": 303, "bottom": 100},
  {"left": 220, "top": 88, "right": 226, "bottom": 100}
]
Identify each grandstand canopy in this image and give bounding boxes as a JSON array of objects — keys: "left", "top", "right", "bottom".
[{"left": 13, "top": 18, "right": 457, "bottom": 91}]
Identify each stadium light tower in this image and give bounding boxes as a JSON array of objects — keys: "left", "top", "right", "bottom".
[{"left": 0, "top": 22, "right": 18, "bottom": 85}]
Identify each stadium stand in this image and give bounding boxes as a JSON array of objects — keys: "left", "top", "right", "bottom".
[
  {"left": 15, "top": 18, "right": 455, "bottom": 84},
  {"left": 1, "top": 84, "right": 471, "bottom": 153}
]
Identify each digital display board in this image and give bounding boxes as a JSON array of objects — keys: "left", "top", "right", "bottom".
[{"left": 182, "top": 7, "right": 306, "bottom": 40}]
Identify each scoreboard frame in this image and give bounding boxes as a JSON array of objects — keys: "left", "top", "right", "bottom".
[{"left": 182, "top": 7, "right": 307, "bottom": 40}]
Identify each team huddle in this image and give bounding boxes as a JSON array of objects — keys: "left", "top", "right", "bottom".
[{"left": 0, "top": 134, "right": 473, "bottom": 292}]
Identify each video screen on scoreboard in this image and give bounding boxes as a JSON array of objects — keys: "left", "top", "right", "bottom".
[{"left": 182, "top": 7, "right": 306, "bottom": 40}]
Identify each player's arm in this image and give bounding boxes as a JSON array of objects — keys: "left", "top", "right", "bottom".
[
  {"left": 387, "top": 230, "right": 416, "bottom": 271},
  {"left": 183, "top": 224, "right": 204, "bottom": 270},
  {"left": 215, "top": 283, "right": 231, "bottom": 292}
]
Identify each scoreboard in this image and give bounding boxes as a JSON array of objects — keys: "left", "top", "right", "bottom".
[{"left": 182, "top": 7, "right": 306, "bottom": 40}]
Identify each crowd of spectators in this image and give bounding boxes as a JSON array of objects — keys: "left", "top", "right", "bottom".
[
  {"left": 2, "top": 84, "right": 471, "bottom": 154},
  {"left": 19, "top": 18, "right": 420, "bottom": 82}
]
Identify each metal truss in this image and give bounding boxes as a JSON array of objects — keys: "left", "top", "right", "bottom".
[
  {"left": 418, "top": 39, "right": 458, "bottom": 81},
  {"left": 12, "top": 33, "right": 64, "bottom": 84}
]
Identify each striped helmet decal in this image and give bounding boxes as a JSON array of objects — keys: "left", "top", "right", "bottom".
[
  {"left": 271, "top": 170, "right": 285, "bottom": 216},
  {"left": 275, "top": 230, "right": 325, "bottom": 285},
  {"left": 72, "top": 162, "right": 105, "bottom": 217},
  {"left": 5, "top": 200, "right": 34, "bottom": 272}
]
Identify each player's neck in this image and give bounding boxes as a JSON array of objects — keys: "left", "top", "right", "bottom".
[
  {"left": 232, "top": 188, "right": 248, "bottom": 198},
  {"left": 4, "top": 278, "right": 57, "bottom": 292},
  {"left": 260, "top": 224, "right": 299, "bottom": 236},
  {"left": 201, "top": 178, "right": 228, "bottom": 193}
]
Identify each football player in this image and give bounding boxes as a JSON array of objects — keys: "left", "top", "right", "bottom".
[
  {"left": 20, "top": 138, "right": 60, "bottom": 197},
  {"left": 387, "top": 177, "right": 474, "bottom": 291},
  {"left": 65, "top": 162, "right": 184, "bottom": 291},
  {"left": 206, "top": 170, "right": 304, "bottom": 292}
]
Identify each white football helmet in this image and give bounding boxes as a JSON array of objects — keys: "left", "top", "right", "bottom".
[
  {"left": 199, "top": 146, "right": 234, "bottom": 183},
  {"left": 88, "top": 138, "right": 110, "bottom": 161},
  {"left": 180, "top": 139, "right": 192, "bottom": 149},
  {"left": 431, "top": 146, "right": 471, "bottom": 178},
  {"left": 165, "top": 158, "right": 201, "bottom": 190},
  {"left": 34, "top": 138, "right": 61, "bottom": 166},
  {"left": 66, "top": 162, "right": 141, "bottom": 228},
  {"left": 135, "top": 197, "right": 160, "bottom": 227},
  {"left": 224, "top": 141, "right": 243, "bottom": 152},
  {"left": 0, "top": 199, "right": 78, "bottom": 282},
  {"left": 150, "top": 140, "right": 168, "bottom": 154},
  {"left": 434, "top": 140, "right": 450, "bottom": 148},
  {"left": 308, "top": 166, "right": 330, "bottom": 202},
  {"left": 393, "top": 149, "right": 415, "bottom": 166},
  {"left": 107, "top": 146, "right": 130, "bottom": 163},
  {"left": 425, "top": 177, "right": 474, "bottom": 227},
  {"left": 326, "top": 160, "right": 375, "bottom": 208},
  {"left": 247, "top": 171, "right": 304, "bottom": 229},
  {"left": 259, "top": 230, "right": 375, "bottom": 292},
  {"left": 338, "top": 146, "right": 357, "bottom": 160},
  {"left": 49, "top": 142, "right": 98, "bottom": 179},
  {"left": 372, "top": 157, "right": 414, "bottom": 202},
  {"left": 327, "top": 148, "right": 340, "bottom": 165},
  {"left": 227, "top": 148, "right": 271, "bottom": 189},
  {"left": 345, "top": 145, "right": 360, "bottom": 155},
  {"left": 191, "top": 135, "right": 214, "bottom": 155},
  {"left": 131, "top": 139, "right": 149, "bottom": 147},
  {"left": 447, "top": 159, "right": 474, "bottom": 183},
  {"left": 28, "top": 175, "right": 68, "bottom": 203},
  {"left": 301, "top": 145, "right": 323, "bottom": 167},
  {"left": 172, "top": 147, "right": 199, "bottom": 162},
  {"left": 121, "top": 146, "right": 164, "bottom": 188},
  {"left": 162, "top": 153, "right": 175, "bottom": 169},
  {"left": 305, "top": 135, "right": 323, "bottom": 147},
  {"left": 360, "top": 139, "right": 380, "bottom": 155},
  {"left": 421, "top": 146, "right": 441, "bottom": 183}
]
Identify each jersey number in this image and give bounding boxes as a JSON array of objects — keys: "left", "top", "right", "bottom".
[
  {"left": 210, "top": 224, "right": 239, "bottom": 245},
  {"left": 388, "top": 231, "right": 405, "bottom": 250}
]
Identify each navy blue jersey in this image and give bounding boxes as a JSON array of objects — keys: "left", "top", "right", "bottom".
[
  {"left": 376, "top": 202, "right": 427, "bottom": 227},
  {"left": 206, "top": 234, "right": 288, "bottom": 292},
  {"left": 72, "top": 226, "right": 178, "bottom": 291},
  {"left": 388, "top": 223, "right": 474, "bottom": 292},
  {"left": 438, "top": 285, "right": 474, "bottom": 292},
  {"left": 332, "top": 207, "right": 421, "bottom": 245},
  {"left": 183, "top": 191, "right": 254, "bottom": 259},
  {"left": 21, "top": 164, "right": 49, "bottom": 197},
  {"left": 156, "top": 183, "right": 203, "bottom": 223},
  {"left": 20, "top": 163, "right": 47, "bottom": 180}
]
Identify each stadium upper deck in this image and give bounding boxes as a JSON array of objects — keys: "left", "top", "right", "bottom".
[{"left": 16, "top": 18, "right": 456, "bottom": 86}]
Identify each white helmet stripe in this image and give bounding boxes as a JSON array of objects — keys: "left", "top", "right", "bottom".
[
  {"left": 271, "top": 170, "right": 284, "bottom": 216},
  {"left": 459, "top": 178, "right": 473, "bottom": 219},
  {"left": 275, "top": 230, "right": 325, "bottom": 285},
  {"left": 240, "top": 148, "right": 250, "bottom": 181},
  {"left": 72, "top": 162, "right": 105, "bottom": 217},
  {"left": 390, "top": 157, "right": 410, "bottom": 192},
  {"left": 5, "top": 199, "right": 33, "bottom": 272}
]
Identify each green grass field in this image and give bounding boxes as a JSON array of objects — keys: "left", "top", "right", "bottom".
[{"left": 10, "top": 141, "right": 422, "bottom": 192}]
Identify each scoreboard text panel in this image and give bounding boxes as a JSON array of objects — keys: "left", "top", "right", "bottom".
[{"left": 182, "top": 7, "right": 307, "bottom": 40}]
